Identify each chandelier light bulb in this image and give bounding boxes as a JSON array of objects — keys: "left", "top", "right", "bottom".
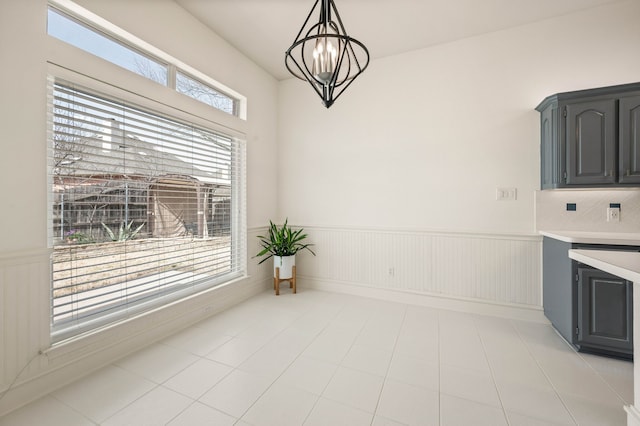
[{"left": 313, "top": 33, "right": 338, "bottom": 83}]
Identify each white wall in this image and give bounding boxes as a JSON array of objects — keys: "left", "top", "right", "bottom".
[
  {"left": 0, "top": 0, "right": 276, "bottom": 415},
  {"left": 277, "top": 0, "right": 640, "bottom": 313},
  {"left": 0, "top": 0, "right": 48, "bottom": 253},
  {"left": 278, "top": 0, "right": 640, "bottom": 234}
]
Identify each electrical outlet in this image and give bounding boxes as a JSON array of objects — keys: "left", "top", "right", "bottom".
[
  {"left": 607, "top": 207, "right": 620, "bottom": 222},
  {"left": 388, "top": 267, "right": 395, "bottom": 277},
  {"left": 496, "top": 187, "right": 517, "bottom": 201}
]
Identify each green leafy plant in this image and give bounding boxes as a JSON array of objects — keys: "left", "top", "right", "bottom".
[
  {"left": 101, "top": 221, "right": 145, "bottom": 242},
  {"left": 255, "top": 219, "right": 315, "bottom": 264},
  {"left": 64, "top": 229, "right": 94, "bottom": 244}
]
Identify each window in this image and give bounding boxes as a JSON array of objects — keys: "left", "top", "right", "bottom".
[
  {"left": 48, "top": 80, "right": 246, "bottom": 342},
  {"left": 47, "top": 5, "right": 242, "bottom": 117},
  {"left": 177, "top": 72, "right": 236, "bottom": 116},
  {"left": 47, "top": 7, "right": 167, "bottom": 85}
]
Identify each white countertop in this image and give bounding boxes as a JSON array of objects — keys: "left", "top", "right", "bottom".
[
  {"left": 569, "top": 249, "right": 640, "bottom": 283},
  {"left": 540, "top": 230, "right": 640, "bottom": 245}
]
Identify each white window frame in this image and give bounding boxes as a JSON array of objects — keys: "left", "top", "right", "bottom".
[
  {"left": 45, "top": 1, "right": 248, "bottom": 343},
  {"left": 48, "top": 0, "right": 247, "bottom": 120}
]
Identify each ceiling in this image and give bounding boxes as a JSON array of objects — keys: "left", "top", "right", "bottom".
[{"left": 174, "top": 0, "right": 626, "bottom": 81}]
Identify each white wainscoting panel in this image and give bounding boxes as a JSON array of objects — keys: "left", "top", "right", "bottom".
[
  {"left": 0, "top": 228, "right": 271, "bottom": 417},
  {"left": 0, "top": 249, "right": 51, "bottom": 397},
  {"left": 296, "top": 227, "right": 542, "bottom": 309}
]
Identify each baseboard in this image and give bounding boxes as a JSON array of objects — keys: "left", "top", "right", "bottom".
[{"left": 299, "top": 276, "right": 548, "bottom": 323}]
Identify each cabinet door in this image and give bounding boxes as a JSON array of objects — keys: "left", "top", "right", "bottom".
[
  {"left": 619, "top": 96, "right": 640, "bottom": 184},
  {"left": 565, "top": 100, "right": 616, "bottom": 185},
  {"left": 540, "top": 104, "right": 562, "bottom": 188},
  {"left": 577, "top": 266, "right": 633, "bottom": 354}
]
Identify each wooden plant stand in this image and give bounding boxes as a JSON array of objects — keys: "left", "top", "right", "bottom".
[{"left": 274, "top": 265, "right": 296, "bottom": 295}]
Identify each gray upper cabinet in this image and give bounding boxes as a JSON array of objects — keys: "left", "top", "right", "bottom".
[
  {"left": 540, "top": 102, "right": 561, "bottom": 188},
  {"left": 619, "top": 95, "right": 640, "bottom": 184},
  {"left": 565, "top": 99, "right": 616, "bottom": 185},
  {"left": 537, "top": 82, "right": 640, "bottom": 189}
]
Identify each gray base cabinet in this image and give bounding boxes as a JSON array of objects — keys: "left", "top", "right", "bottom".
[
  {"left": 542, "top": 237, "right": 635, "bottom": 359},
  {"left": 576, "top": 265, "right": 633, "bottom": 358},
  {"left": 543, "top": 238, "right": 575, "bottom": 344},
  {"left": 537, "top": 82, "right": 640, "bottom": 189}
]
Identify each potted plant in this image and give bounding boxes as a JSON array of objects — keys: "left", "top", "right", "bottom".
[{"left": 255, "top": 219, "right": 315, "bottom": 279}]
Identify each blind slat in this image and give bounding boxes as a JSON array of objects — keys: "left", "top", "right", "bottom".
[{"left": 49, "top": 80, "right": 245, "bottom": 342}]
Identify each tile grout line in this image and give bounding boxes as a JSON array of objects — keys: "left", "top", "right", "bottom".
[
  {"left": 472, "top": 316, "right": 511, "bottom": 426},
  {"left": 510, "top": 320, "right": 579, "bottom": 426},
  {"left": 573, "top": 351, "right": 632, "bottom": 407},
  {"left": 110, "top": 341, "right": 236, "bottom": 424},
  {"left": 231, "top": 292, "right": 348, "bottom": 425},
  {"left": 298, "top": 301, "right": 351, "bottom": 425},
  {"left": 369, "top": 303, "right": 409, "bottom": 426},
  {"left": 46, "top": 394, "right": 99, "bottom": 425},
  {"left": 93, "top": 352, "right": 191, "bottom": 426},
  {"left": 159, "top": 334, "right": 241, "bottom": 424},
  {"left": 123, "top": 293, "right": 310, "bottom": 425},
  {"left": 142, "top": 331, "right": 249, "bottom": 424},
  {"left": 304, "top": 299, "right": 392, "bottom": 425}
]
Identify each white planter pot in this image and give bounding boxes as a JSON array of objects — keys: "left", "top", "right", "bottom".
[{"left": 274, "top": 255, "right": 295, "bottom": 279}]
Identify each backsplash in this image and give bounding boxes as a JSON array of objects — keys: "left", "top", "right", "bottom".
[{"left": 535, "top": 189, "right": 640, "bottom": 233}]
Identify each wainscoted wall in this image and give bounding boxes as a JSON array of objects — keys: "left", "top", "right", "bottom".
[
  {"left": 0, "top": 228, "right": 271, "bottom": 416},
  {"left": 295, "top": 226, "right": 543, "bottom": 318},
  {"left": 536, "top": 189, "right": 640, "bottom": 233},
  {"left": 0, "top": 249, "right": 51, "bottom": 400}
]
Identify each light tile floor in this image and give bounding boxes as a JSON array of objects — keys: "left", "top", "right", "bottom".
[{"left": 0, "top": 289, "right": 633, "bottom": 425}]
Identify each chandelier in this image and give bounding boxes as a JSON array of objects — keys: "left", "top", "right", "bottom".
[{"left": 285, "top": 0, "right": 370, "bottom": 108}]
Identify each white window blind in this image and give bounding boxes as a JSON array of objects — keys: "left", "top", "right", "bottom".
[{"left": 48, "top": 79, "right": 246, "bottom": 342}]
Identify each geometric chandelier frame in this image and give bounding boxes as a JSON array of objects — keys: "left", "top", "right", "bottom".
[{"left": 285, "top": 0, "right": 370, "bottom": 108}]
